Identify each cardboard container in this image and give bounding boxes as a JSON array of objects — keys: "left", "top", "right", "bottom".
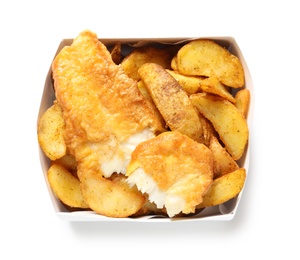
[{"left": 38, "top": 36, "right": 253, "bottom": 222}]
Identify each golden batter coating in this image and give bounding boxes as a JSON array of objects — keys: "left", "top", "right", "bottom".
[
  {"left": 126, "top": 131, "right": 214, "bottom": 217},
  {"left": 51, "top": 30, "right": 166, "bottom": 217},
  {"left": 52, "top": 30, "right": 166, "bottom": 172},
  {"left": 52, "top": 31, "right": 165, "bottom": 149}
]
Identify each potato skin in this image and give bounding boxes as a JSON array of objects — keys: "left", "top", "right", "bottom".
[
  {"left": 198, "top": 168, "right": 246, "bottom": 208},
  {"left": 235, "top": 88, "right": 251, "bottom": 118},
  {"left": 80, "top": 172, "right": 145, "bottom": 218},
  {"left": 48, "top": 163, "right": 89, "bottom": 209},
  {"left": 121, "top": 46, "right": 173, "bottom": 81},
  {"left": 165, "top": 69, "right": 203, "bottom": 95},
  {"left": 176, "top": 39, "right": 245, "bottom": 88},
  {"left": 190, "top": 93, "right": 249, "bottom": 160},
  {"left": 209, "top": 136, "right": 239, "bottom": 178},
  {"left": 37, "top": 101, "right": 66, "bottom": 161},
  {"left": 138, "top": 63, "right": 204, "bottom": 143}
]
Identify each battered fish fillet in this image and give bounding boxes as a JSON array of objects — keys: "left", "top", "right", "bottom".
[
  {"left": 126, "top": 131, "right": 214, "bottom": 217},
  {"left": 52, "top": 30, "right": 166, "bottom": 217}
]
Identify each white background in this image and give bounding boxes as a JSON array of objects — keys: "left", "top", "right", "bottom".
[{"left": 1, "top": 0, "right": 299, "bottom": 259}]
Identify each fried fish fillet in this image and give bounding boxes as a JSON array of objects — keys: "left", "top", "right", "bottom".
[
  {"left": 52, "top": 30, "right": 166, "bottom": 217},
  {"left": 126, "top": 131, "right": 214, "bottom": 217}
]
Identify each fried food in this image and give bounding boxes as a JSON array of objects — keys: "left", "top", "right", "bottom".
[
  {"left": 126, "top": 131, "right": 214, "bottom": 217},
  {"left": 52, "top": 30, "right": 166, "bottom": 217},
  {"left": 53, "top": 153, "right": 78, "bottom": 176},
  {"left": 166, "top": 69, "right": 235, "bottom": 103},
  {"left": 47, "top": 163, "right": 89, "bottom": 209},
  {"left": 138, "top": 62, "right": 204, "bottom": 143},
  {"left": 40, "top": 32, "right": 250, "bottom": 219},
  {"left": 37, "top": 100, "right": 66, "bottom": 160},
  {"left": 81, "top": 172, "right": 145, "bottom": 218},
  {"left": 190, "top": 93, "right": 249, "bottom": 160},
  {"left": 165, "top": 69, "right": 204, "bottom": 95},
  {"left": 121, "top": 46, "right": 173, "bottom": 81},
  {"left": 137, "top": 80, "right": 152, "bottom": 99},
  {"left": 209, "top": 136, "right": 239, "bottom": 178},
  {"left": 175, "top": 39, "right": 245, "bottom": 88},
  {"left": 199, "top": 77, "right": 236, "bottom": 103},
  {"left": 170, "top": 55, "right": 178, "bottom": 71},
  {"left": 110, "top": 41, "right": 123, "bottom": 65},
  {"left": 52, "top": 30, "right": 166, "bottom": 175},
  {"left": 133, "top": 199, "right": 167, "bottom": 217},
  {"left": 235, "top": 88, "right": 251, "bottom": 118},
  {"left": 196, "top": 112, "right": 217, "bottom": 147},
  {"left": 197, "top": 168, "right": 246, "bottom": 208}
]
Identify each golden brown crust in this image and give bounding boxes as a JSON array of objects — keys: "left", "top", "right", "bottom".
[
  {"left": 51, "top": 30, "right": 166, "bottom": 217},
  {"left": 52, "top": 30, "right": 166, "bottom": 155},
  {"left": 52, "top": 30, "right": 167, "bottom": 165},
  {"left": 126, "top": 131, "right": 214, "bottom": 214}
]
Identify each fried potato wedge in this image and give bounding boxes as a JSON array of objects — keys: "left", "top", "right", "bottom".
[
  {"left": 190, "top": 93, "right": 249, "bottom": 160},
  {"left": 235, "top": 88, "right": 251, "bottom": 118},
  {"left": 176, "top": 39, "right": 245, "bottom": 88},
  {"left": 209, "top": 136, "right": 239, "bottom": 178},
  {"left": 133, "top": 199, "right": 167, "bottom": 217},
  {"left": 37, "top": 101, "right": 66, "bottom": 160},
  {"left": 110, "top": 41, "right": 123, "bottom": 65},
  {"left": 121, "top": 46, "right": 173, "bottom": 81},
  {"left": 170, "top": 56, "right": 178, "bottom": 71},
  {"left": 197, "top": 168, "right": 246, "bottom": 208},
  {"left": 47, "top": 163, "right": 89, "bottom": 209},
  {"left": 53, "top": 153, "right": 78, "bottom": 176},
  {"left": 166, "top": 69, "right": 235, "bottom": 102},
  {"left": 136, "top": 80, "right": 167, "bottom": 129},
  {"left": 137, "top": 80, "right": 152, "bottom": 99},
  {"left": 139, "top": 63, "right": 203, "bottom": 142},
  {"left": 166, "top": 69, "right": 203, "bottom": 95},
  {"left": 197, "top": 112, "right": 217, "bottom": 147},
  {"left": 80, "top": 172, "right": 145, "bottom": 218},
  {"left": 200, "top": 77, "right": 236, "bottom": 103}
]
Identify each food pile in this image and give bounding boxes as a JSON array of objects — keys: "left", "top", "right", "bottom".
[{"left": 37, "top": 30, "right": 250, "bottom": 218}]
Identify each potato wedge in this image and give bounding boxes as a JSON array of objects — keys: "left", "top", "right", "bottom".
[
  {"left": 198, "top": 168, "right": 246, "bottom": 208},
  {"left": 137, "top": 80, "right": 166, "bottom": 127},
  {"left": 110, "top": 41, "right": 123, "bottom": 65},
  {"left": 37, "top": 101, "right": 66, "bottom": 160},
  {"left": 190, "top": 93, "right": 249, "bottom": 160},
  {"left": 137, "top": 80, "right": 152, "bottom": 100},
  {"left": 53, "top": 153, "right": 78, "bottom": 176},
  {"left": 138, "top": 63, "right": 204, "bottom": 142},
  {"left": 209, "top": 136, "right": 239, "bottom": 178},
  {"left": 176, "top": 39, "right": 244, "bottom": 88},
  {"left": 166, "top": 69, "right": 203, "bottom": 95},
  {"left": 197, "top": 112, "right": 217, "bottom": 147},
  {"left": 80, "top": 172, "right": 145, "bottom": 218},
  {"left": 170, "top": 56, "right": 178, "bottom": 71},
  {"left": 121, "top": 46, "right": 173, "bottom": 80},
  {"left": 235, "top": 88, "right": 251, "bottom": 118},
  {"left": 200, "top": 77, "right": 236, "bottom": 103},
  {"left": 48, "top": 163, "right": 89, "bottom": 209}
]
